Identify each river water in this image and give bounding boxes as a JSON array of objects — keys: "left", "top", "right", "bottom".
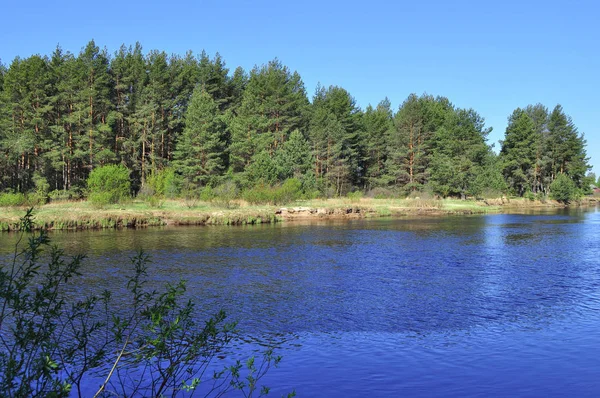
[{"left": 1, "top": 207, "right": 599, "bottom": 397}]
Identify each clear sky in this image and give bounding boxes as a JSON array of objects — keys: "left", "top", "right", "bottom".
[{"left": 1, "top": 0, "right": 598, "bottom": 173}]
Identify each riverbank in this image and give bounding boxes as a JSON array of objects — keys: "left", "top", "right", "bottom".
[{"left": 0, "top": 197, "right": 594, "bottom": 231}]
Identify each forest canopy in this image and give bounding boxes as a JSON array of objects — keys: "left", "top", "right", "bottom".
[{"left": 0, "top": 40, "right": 591, "bottom": 202}]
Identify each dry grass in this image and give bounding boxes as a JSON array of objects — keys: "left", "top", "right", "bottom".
[
  {"left": 0, "top": 196, "right": 518, "bottom": 231},
  {"left": 0, "top": 199, "right": 280, "bottom": 231}
]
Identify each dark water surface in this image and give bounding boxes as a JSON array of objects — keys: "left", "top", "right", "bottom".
[{"left": 2, "top": 208, "right": 599, "bottom": 396}]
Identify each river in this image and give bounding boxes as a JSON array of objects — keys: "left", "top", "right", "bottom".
[{"left": 1, "top": 207, "right": 599, "bottom": 396}]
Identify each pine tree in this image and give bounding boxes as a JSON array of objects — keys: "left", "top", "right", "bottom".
[
  {"left": 173, "top": 87, "right": 227, "bottom": 187},
  {"left": 309, "top": 85, "right": 364, "bottom": 194},
  {"left": 197, "top": 51, "right": 230, "bottom": 110},
  {"left": 75, "top": 40, "right": 114, "bottom": 171},
  {"left": 111, "top": 43, "right": 146, "bottom": 170},
  {"left": 362, "top": 98, "right": 393, "bottom": 189},
  {"left": 385, "top": 94, "right": 453, "bottom": 192},
  {"left": 46, "top": 47, "right": 77, "bottom": 190},
  {"left": 387, "top": 94, "right": 427, "bottom": 190},
  {"left": 227, "top": 66, "right": 247, "bottom": 114},
  {"left": 133, "top": 50, "right": 171, "bottom": 184},
  {"left": 524, "top": 104, "right": 549, "bottom": 193},
  {"left": 170, "top": 51, "right": 200, "bottom": 150},
  {"left": 0, "top": 60, "right": 10, "bottom": 191},
  {"left": 546, "top": 105, "right": 589, "bottom": 189},
  {"left": 1, "top": 55, "right": 52, "bottom": 191},
  {"left": 276, "top": 129, "right": 313, "bottom": 180},
  {"left": 229, "top": 59, "right": 308, "bottom": 174},
  {"left": 429, "top": 108, "right": 492, "bottom": 198},
  {"left": 499, "top": 108, "right": 537, "bottom": 196}
]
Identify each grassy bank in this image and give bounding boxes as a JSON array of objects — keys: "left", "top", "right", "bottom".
[
  {"left": 0, "top": 196, "right": 580, "bottom": 232},
  {"left": 0, "top": 200, "right": 281, "bottom": 231}
]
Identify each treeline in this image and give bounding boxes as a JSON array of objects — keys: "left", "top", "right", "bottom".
[{"left": 0, "top": 40, "right": 591, "bottom": 202}]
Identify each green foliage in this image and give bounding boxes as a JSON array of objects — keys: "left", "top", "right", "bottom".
[
  {"left": 547, "top": 105, "right": 589, "bottom": 189},
  {"left": 278, "top": 178, "right": 303, "bottom": 204},
  {"left": 363, "top": 99, "right": 393, "bottom": 189},
  {"left": 245, "top": 150, "right": 282, "bottom": 186},
  {"left": 0, "top": 191, "right": 27, "bottom": 207},
  {"left": 242, "top": 178, "right": 303, "bottom": 205},
  {"left": 173, "top": 88, "right": 227, "bottom": 187},
  {"left": 472, "top": 156, "right": 507, "bottom": 199},
  {"left": 524, "top": 190, "right": 535, "bottom": 201},
  {"left": 366, "top": 187, "right": 397, "bottom": 199},
  {"left": 387, "top": 94, "right": 436, "bottom": 190},
  {"left": 242, "top": 183, "right": 275, "bottom": 205},
  {"left": 276, "top": 129, "right": 314, "bottom": 180},
  {"left": 48, "top": 189, "right": 83, "bottom": 202},
  {"left": 500, "top": 109, "right": 537, "bottom": 196},
  {"left": 310, "top": 85, "right": 364, "bottom": 195},
  {"left": 140, "top": 168, "right": 179, "bottom": 207},
  {"left": 0, "top": 41, "right": 592, "bottom": 206},
  {"left": 200, "top": 185, "right": 216, "bottom": 202},
  {"left": 87, "top": 164, "right": 131, "bottom": 205},
  {"left": 429, "top": 108, "right": 493, "bottom": 198},
  {"left": 30, "top": 173, "right": 50, "bottom": 205},
  {"left": 581, "top": 172, "right": 595, "bottom": 195},
  {"left": 229, "top": 59, "right": 309, "bottom": 173},
  {"left": 146, "top": 167, "right": 178, "bottom": 198},
  {"left": 346, "top": 190, "right": 363, "bottom": 203},
  {"left": 213, "top": 180, "right": 239, "bottom": 208},
  {"left": 498, "top": 104, "right": 590, "bottom": 199},
  {"left": 550, "top": 173, "right": 578, "bottom": 203},
  {"left": 0, "top": 210, "right": 286, "bottom": 397}
]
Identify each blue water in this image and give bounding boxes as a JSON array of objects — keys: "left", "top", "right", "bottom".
[{"left": 2, "top": 208, "right": 599, "bottom": 396}]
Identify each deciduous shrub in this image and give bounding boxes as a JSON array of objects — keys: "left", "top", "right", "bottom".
[
  {"left": 48, "top": 189, "right": 83, "bottom": 202},
  {"left": 365, "top": 187, "right": 396, "bottom": 199},
  {"left": 0, "top": 191, "right": 27, "bottom": 207},
  {"left": 213, "top": 180, "right": 239, "bottom": 208},
  {"left": 200, "top": 185, "right": 215, "bottom": 202},
  {"left": 242, "top": 179, "right": 303, "bottom": 205},
  {"left": 346, "top": 190, "right": 363, "bottom": 203},
  {"left": 87, "top": 164, "right": 131, "bottom": 205},
  {"left": 550, "top": 173, "right": 577, "bottom": 203},
  {"left": 30, "top": 173, "right": 50, "bottom": 205},
  {"left": 146, "top": 167, "right": 178, "bottom": 199}
]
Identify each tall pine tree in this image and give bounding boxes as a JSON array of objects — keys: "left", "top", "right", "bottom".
[{"left": 173, "top": 87, "right": 227, "bottom": 187}]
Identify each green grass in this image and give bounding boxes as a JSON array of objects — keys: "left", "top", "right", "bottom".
[{"left": 0, "top": 199, "right": 281, "bottom": 231}]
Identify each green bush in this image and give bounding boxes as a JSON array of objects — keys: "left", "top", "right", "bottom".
[
  {"left": 535, "top": 191, "right": 547, "bottom": 203},
  {"left": 277, "top": 178, "right": 303, "bottom": 204},
  {"left": 213, "top": 181, "right": 239, "bottom": 208},
  {"left": 550, "top": 173, "right": 577, "bottom": 203},
  {"left": 200, "top": 185, "right": 215, "bottom": 202},
  {"left": 139, "top": 169, "right": 178, "bottom": 208},
  {"left": 346, "top": 190, "right": 363, "bottom": 203},
  {"left": 48, "top": 189, "right": 82, "bottom": 202},
  {"left": 30, "top": 173, "right": 50, "bottom": 205},
  {"left": 87, "top": 164, "right": 131, "bottom": 205},
  {"left": 0, "top": 191, "right": 27, "bottom": 207},
  {"left": 243, "top": 179, "right": 303, "bottom": 205},
  {"left": 243, "top": 183, "right": 273, "bottom": 205},
  {"left": 524, "top": 190, "right": 535, "bottom": 201},
  {"left": 146, "top": 168, "right": 178, "bottom": 199},
  {"left": 366, "top": 187, "right": 396, "bottom": 199}
]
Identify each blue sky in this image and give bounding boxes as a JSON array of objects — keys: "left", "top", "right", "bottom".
[{"left": 1, "top": 0, "right": 598, "bottom": 173}]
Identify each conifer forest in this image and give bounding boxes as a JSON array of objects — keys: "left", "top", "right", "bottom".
[{"left": 0, "top": 41, "right": 591, "bottom": 201}]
